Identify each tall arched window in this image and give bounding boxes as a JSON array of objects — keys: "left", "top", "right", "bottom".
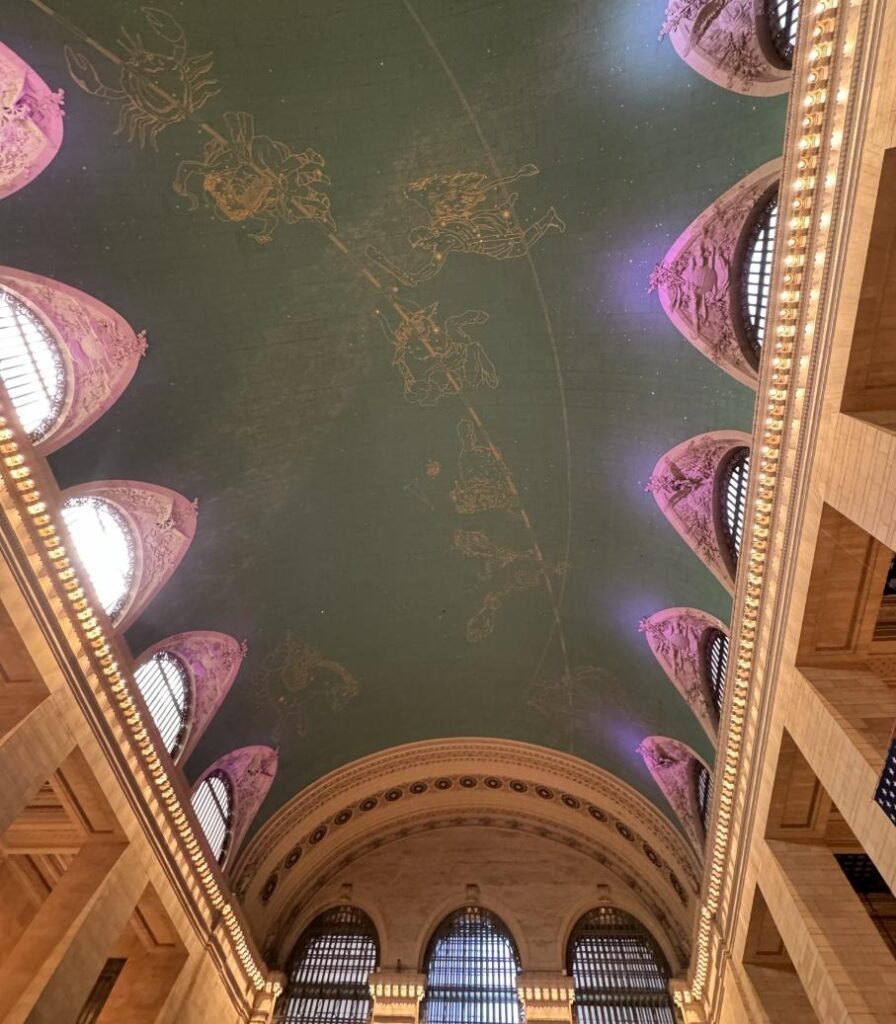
[
  {"left": 703, "top": 628, "right": 729, "bottom": 718},
  {"left": 134, "top": 651, "right": 191, "bottom": 758},
  {"left": 191, "top": 769, "right": 233, "bottom": 864},
  {"left": 696, "top": 764, "right": 713, "bottom": 836},
  {"left": 739, "top": 190, "right": 778, "bottom": 364},
  {"left": 277, "top": 906, "right": 378, "bottom": 1024},
  {"left": 423, "top": 907, "right": 522, "bottom": 1024},
  {"left": 61, "top": 496, "right": 136, "bottom": 621},
  {"left": 719, "top": 447, "right": 750, "bottom": 569},
  {"left": 567, "top": 907, "right": 674, "bottom": 1023},
  {"left": 0, "top": 287, "right": 66, "bottom": 440},
  {"left": 765, "top": 0, "right": 801, "bottom": 67}
]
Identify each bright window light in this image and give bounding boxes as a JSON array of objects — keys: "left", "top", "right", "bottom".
[
  {"left": 134, "top": 651, "right": 190, "bottom": 756},
  {"left": 61, "top": 496, "right": 135, "bottom": 620}
]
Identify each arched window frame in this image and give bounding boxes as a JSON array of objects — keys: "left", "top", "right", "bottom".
[
  {"left": 695, "top": 762, "right": 713, "bottom": 840},
  {"left": 133, "top": 649, "right": 193, "bottom": 759},
  {"left": 191, "top": 768, "right": 234, "bottom": 865},
  {"left": 700, "top": 627, "right": 730, "bottom": 721},
  {"left": 566, "top": 907, "right": 675, "bottom": 1023},
  {"left": 277, "top": 905, "right": 379, "bottom": 1024},
  {"left": 762, "top": 0, "right": 802, "bottom": 68},
  {"left": 60, "top": 494, "right": 138, "bottom": 623},
  {"left": 733, "top": 185, "right": 780, "bottom": 369},
  {"left": 422, "top": 906, "right": 523, "bottom": 1024},
  {"left": 715, "top": 446, "right": 751, "bottom": 575},
  {"left": 0, "top": 286, "right": 69, "bottom": 442}
]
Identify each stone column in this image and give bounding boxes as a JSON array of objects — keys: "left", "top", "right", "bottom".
[
  {"left": 0, "top": 839, "right": 140, "bottom": 1024},
  {"left": 761, "top": 838, "right": 896, "bottom": 1023},
  {"left": 517, "top": 972, "right": 575, "bottom": 1024},
  {"left": 369, "top": 971, "right": 426, "bottom": 1024}
]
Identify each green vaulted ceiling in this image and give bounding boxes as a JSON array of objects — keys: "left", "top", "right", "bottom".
[{"left": 2, "top": 0, "right": 786, "bottom": 830}]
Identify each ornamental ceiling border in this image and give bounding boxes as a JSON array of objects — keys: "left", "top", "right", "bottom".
[
  {"left": 262, "top": 810, "right": 692, "bottom": 971},
  {"left": 233, "top": 740, "right": 700, "bottom": 890}
]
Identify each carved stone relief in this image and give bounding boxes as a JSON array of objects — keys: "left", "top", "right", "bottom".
[
  {"left": 638, "top": 736, "right": 707, "bottom": 854},
  {"left": 0, "top": 266, "right": 145, "bottom": 453},
  {"left": 60, "top": 479, "right": 197, "bottom": 630},
  {"left": 195, "top": 744, "right": 278, "bottom": 864},
  {"left": 135, "top": 630, "right": 246, "bottom": 762},
  {"left": 646, "top": 430, "right": 751, "bottom": 592},
  {"left": 640, "top": 607, "right": 728, "bottom": 742},
  {"left": 660, "top": 1, "right": 791, "bottom": 96},
  {"left": 0, "top": 42, "right": 64, "bottom": 200},
  {"left": 650, "top": 160, "right": 781, "bottom": 387}
]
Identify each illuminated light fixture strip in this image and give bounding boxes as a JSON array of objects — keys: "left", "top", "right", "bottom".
[
  {"left": 681, "top": 0, "right": 848, "bottom": 1006},
  {"left": 0, "top": 420, "right": 270, "bottom": 993}
]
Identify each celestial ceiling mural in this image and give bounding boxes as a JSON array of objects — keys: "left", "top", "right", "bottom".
[{"left": 0, "top": 0, "right": 786, "bottom": 831}]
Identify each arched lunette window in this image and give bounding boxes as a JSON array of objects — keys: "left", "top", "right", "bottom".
[
  {"left": 0, "top": 286, "right": 66, "bottom": 440},
  {"left": 703, "top": 628, "right": 730, "bottom": 718},
  {"left": 191, "top": 769, "right": 233, "bottom": 865},
  {"left": 739, "top": 189, "right": 779, "bottom": 365},
  {"left": 277, "top": 906, "right": 378, "bottom": 1024},
  {"left": 765, "top": 0, "right": 802, "bottom": 67},
  {"left": 134, "top": 651, "right": 191, "bottom": 758},
  {"left": 422, "top": 907, "right": 522, "bottom": 1024},
  {"left": 61, "top": 496, "right": 136, "bottom": 621},
  {"left": 567, "top": 907, "right": 674, "bottom": 1024},
  {"left": 696, "top": 763, "right": 713, "bottom": 837},
  {"left": 719, "top": 447, "right": 750, "bottom": 570}
]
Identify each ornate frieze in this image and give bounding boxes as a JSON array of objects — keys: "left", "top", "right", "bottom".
[
  {"left": 0, "top": 42, "right": 64, "bottom": 200},
  {"left": 660, "top": 1, "right": 791, "bottom": 96},
  {"left": 650, "top": 160, "right": 781, "bottom": 387},
  {"left": 0, "top": 267, "right": 145, "bottom": 453},
  {"left": 638, "top": 736, "right": 707, "bottom": 854},
  {"left": 135, "top": 630, "right": 247, "bottom": 762},
  {"left": 640, "top": 607, "right": 728, "bottom": 741},
  {"left": 646, "top": 430, "right": 751, "bottom": 592}
]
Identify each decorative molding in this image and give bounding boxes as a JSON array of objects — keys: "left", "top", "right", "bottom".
[
  {"left": 638, "top": 736, "right": 708, "bottom": 854},
  {"left": 660, "top": 0, "right": 791, "bottom": 96},
  {"left": 650, "top": 160, "right": 781, "bottom": 387},
  {"left": 0, "top": 266, "right": 145, "bottom": 453},
  {"left": 640, "top": 607, "right": 728, "bottom": 741},
  {"left": 135, "top": 630, "right": 247, "bottom": 762},
  {"left": 194, "top": 745, "right": 278, "bottom": 867},
  {"left": 0, "top": 42, "right": 64, "bottom": 200},
  {"left": 60, "top": 480, "right": 197, "bottom": 630},
  {"left": 646, "top": 430, "right": 751, "bottom": 592},
  {"left": 517, "top": 972, "right": 575, "bottom": 1023}
]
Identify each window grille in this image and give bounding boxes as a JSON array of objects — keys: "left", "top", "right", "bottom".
[
  {"left": 422, "top": 907, "right": 522, "bottom": 1024},
  {"left": 696, "top": 764, "right": 713, "bottom": 836},
  {"left": 705, "top": 629, "right": 729, "bottom": 717},
  {"left": 765, "top": 0, "right": 801, "bottom": 66},
  {"left": 567, "top": 907, "right": 674, "bottom": 1024},
  {"left": 719, "top": 448, "right": 750, "bottom": 567},
  {"left": 275, "top": 906, "right": 378, "bottom": 1024},
  {"left": 61, "top": 496, "right": 136, "bottom": 620},
  {"left": 0, "top": 286, "right": 65, "bottom": 440},
  {"left": 835, "top": 853, "right": 896, "bottom": 956},
  {"left": 191, "top": 769, "right": 233, "bottom": 864},
  {"left": 134, "top": 651, "right": 191, "bottom": 757},
  {"left": 740, "top": 193, "right": 778, "bottom": 361},
  {"left": 75, "top": 958, "right": 126, "bottom": 1024},
  {"left": 876, "top": 735, "right": 896, "bottom": 828},
  {"left": 883, "top": 555, "right": 896, "bottom": 598}
]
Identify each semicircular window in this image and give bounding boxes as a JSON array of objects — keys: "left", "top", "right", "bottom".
[
  {"left": 704, "top": 628, "right": 730, "bottom": 718},
  {"left": 719, "top": 447, "right": 750, "bottom": 569},
  {"left": 61, "top": 496, "right": 136, "bottom": 621},
  {"left": 190, "top": 769, "right": 233, "bottom": 864},
  {"left": 567, "top": 907, "right": 674, "bottom": 1023},
  {"left": 276, "top": 905, "right": 379, "bottom": 1024},
  {"left": 0, "top": 287, "right": 66, "bottom": 441},
  {"left": 766, "top": 0, "right": 801, "bottom": 67},
  {"left": 134, "top": 651, "right": 191, "bottom": 758},
  {"left": 696, "top": 763, "right": 713, "bottom": 837},
  {"left": 740, "top": 190, "right": 779, "bottom": 363},
  {"left": 422, "top": 907, "right": 522, "bottom": 1024}
]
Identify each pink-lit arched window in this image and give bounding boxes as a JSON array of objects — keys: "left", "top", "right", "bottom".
[{"left": 61, "top": 495, "right": 136, "bottom": 621}]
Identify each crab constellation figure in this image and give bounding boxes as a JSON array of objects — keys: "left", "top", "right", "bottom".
[
  {"left": 367, "top": 164, "right": 565, "bottom": 286},
  {"left": 64, "top": 7, "right": 218, "bottom": 149}
]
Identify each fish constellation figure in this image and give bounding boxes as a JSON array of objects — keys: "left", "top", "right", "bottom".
[{"left": 367, "top": 164, "right": 565, "bottom": 285}]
